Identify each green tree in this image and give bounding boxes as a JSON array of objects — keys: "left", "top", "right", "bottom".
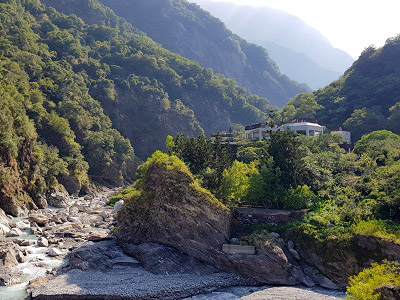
[{"left": 268, "top": 130, "right": 309, "bottom": 188}]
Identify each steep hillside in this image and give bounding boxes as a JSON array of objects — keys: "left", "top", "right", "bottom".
[
  {"left": 94, "top": 0, "right": 310, "bottom": 107},
  {"left": 193, "top": 0, "right": 354, "bottom": 89},
  {"left": 283, "top": 36, "right": 400, "bottom": 140},
  {"left": 0, "top": 0, "right": 277, "bottom": 213}
]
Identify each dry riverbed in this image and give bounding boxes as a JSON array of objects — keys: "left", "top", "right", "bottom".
[{"left": 0, "top": 190, "right": 346, "bottom": 300}]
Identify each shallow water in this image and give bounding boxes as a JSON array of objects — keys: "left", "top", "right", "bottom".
[{"left": 0, "top": 217, "right": 65, "bottom": 300}]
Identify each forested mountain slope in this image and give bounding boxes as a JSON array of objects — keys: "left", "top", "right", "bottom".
[
  {"left": 193, "top": 0, "right": 354, "bottom": 89},
  {"left": 0, "top": 0, "right": 276, "bottom": 214},
  {"left": 92, "top": 0, "right": 310, "bottom": 107},
  {"left": 283, "top": 36, "right": 400, "bottom": 140}
]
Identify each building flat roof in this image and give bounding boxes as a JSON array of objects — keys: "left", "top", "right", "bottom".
[{"left": 284, "top": 122, "right": 323, "bottom": 127}]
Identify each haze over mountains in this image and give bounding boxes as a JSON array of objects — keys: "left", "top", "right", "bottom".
[{"left": 192, "top": 0, "right": 355, "bottom": 90}]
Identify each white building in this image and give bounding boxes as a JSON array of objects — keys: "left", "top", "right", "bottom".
[
  {"left": 332, "top": 128, "right": 351, "bottom": 143},
  {"left": 245, "top": 121, "right": 324, "bottom": 142}
]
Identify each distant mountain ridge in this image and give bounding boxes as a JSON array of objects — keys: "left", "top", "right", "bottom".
[
  {"left": 96, "top": 0, "right": 310, "bottom": 107},
  {"left": 192, "top": 0, "right": 354, "bottom": 89}
]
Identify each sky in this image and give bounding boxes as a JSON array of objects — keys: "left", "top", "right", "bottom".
[{"left": 207, "top": 0, "right": 400, "bottom": 59}]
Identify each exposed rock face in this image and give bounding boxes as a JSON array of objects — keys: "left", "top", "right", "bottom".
[
  {"left": 117, "top": 158, "right": 300, "bottom": 285},
  {"left": 376, "top": 286, "right": 400, "bottom": 300},
  {"left": 117, "top": 166, "right": 232, "bottom": 264},
  {"left": 123, "top": 242, "right": 218, "bottom": 275},
  {"left": 0, "top": 140, "right": 38, "bottom": 216},
  {"left": 285, "top": 228, "right": 400, "bottom": 287}
]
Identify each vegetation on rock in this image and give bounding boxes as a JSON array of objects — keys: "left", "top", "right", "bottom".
[{"left": 347, "top": 261, "right": 400, "bottom": 300}]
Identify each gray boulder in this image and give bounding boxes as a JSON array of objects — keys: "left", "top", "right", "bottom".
[
  {"left": 48, "top": 248, "right": 62, "bottom": 257},
  {"left": 47, "top": 192, "right": 69, "bottom": 208},
  {"left": 113, "top": 200, "right": 124, "bottom": 213},
  {"left": 6, "top": 228, "right": 22, "bottom": 237},
  {"left": 38, "top": 237, "right": 49, "bottom": 248},
  {"left": 123, "top": 243, "right": 217, "bottom": 275}
]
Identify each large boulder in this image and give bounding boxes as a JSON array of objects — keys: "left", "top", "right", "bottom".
[
  {"left": 116, "top": 152, "right": 299, "bottom": 285},
  {"left": 0, "top": 241, "right": 25, "bottom": 285},
  {"left": 117, "top": 153, "right": 231, "bottom": 264},
  {"left": 47, "top": 191, "right": 69, "bottom": 208}
]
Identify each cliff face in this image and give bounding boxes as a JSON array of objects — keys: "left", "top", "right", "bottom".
[
  {"left": 0, "top": 140, "right": 38, "bottom": 216},
  {"left": 98, "top": 0, "right": 310, "bottom": 107}
]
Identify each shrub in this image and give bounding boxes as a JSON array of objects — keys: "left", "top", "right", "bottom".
[
  {"left": 217, "top": 161, "right": 259, "bottom": 207},
  {"left": 347, "top": 261, "right": 400, "bottom": 300},
  {"left": 351, "top": 220, "right": 400, "bottom": 245},
  {"left": 109, "top": 186, "right": 137, "bottom": 206},
  {"left": 283, "top": 185, "right": 317, "bottom": 210}
]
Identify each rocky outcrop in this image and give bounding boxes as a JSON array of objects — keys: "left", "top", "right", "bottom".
[
  {"left": 285, "top": 228, "right": 400, "bottom": 287},
  {"left": 0, "top": 140, "right": 40, "bottom": 216},
  {"left": 117, "top": 164, "right": 232, "bottom": 265},
  {"left": 122, "top": 242, "right": 218, "bottom": 275},
  {"left": 117, "top": 154, "right": 304, "bottom": 285},
  {"left": 376, "top": 286, "right": 400, "bottom": 300}
]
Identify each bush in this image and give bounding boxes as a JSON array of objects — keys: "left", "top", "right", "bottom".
[
  {"left": 347, "top": 261, "right": 400, "bottom": 300},
  {"left": 217, "top": 161, "right": 260, "bottom": 207},
  {"left": 351, "top": 220, "right": 400, "bottom": 245},
  {"left": 283, "top": 185, "right": 317, "bottom": 210},
  {"left": 109, "top": 186, "right": 137, "bottom": 206}
]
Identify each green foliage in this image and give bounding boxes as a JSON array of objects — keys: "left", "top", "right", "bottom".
[
  {"left": 352, "top": 220, "right": 400, "bottom": 245},
  {"left": 170, "top": 134, "right": 235, "bottom": 192},
  {"left": 284, "top": 36, "right": 400, "bottom": 139},
  {"left": 284, "top": 185, "right": 317, "bottom": 210},
  {"left": 109, "top": 185, "right": 137, "bottom": 206},
  {"left": 96, "top": 0, "right": 309, "bottom": 107},
  {"left": 135, "top": 151, "right": 193, "bottom": 189},
  {"left": 354, "top": 130, "right": 400, "bottom": 166},
  {"left": 218, "top": 161, "right": 259, "bottom": 207},
  {"left": 121, "top": 150, "right": 228, "bottom": 212},
  {"left": 347, "top": 261, "right": 400, "bottom": 300},
  {"left": 282, "top": 93, "right": 323, "bottom": 121},
  {"left": 268, "top": 130, "right": 309, "bottom": 188}
]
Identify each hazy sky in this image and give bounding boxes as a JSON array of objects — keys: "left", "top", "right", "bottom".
[{"left": 207, "top": 0, "right": 400, "bottom": 59}]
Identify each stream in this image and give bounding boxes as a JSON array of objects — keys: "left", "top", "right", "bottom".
[{"left": 0, "top": 217, "right": 67, "bottom": 300}]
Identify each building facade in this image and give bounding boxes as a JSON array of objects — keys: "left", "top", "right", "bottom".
[{"left": 245, "top": 121, "right": 324, "bottom": 142}]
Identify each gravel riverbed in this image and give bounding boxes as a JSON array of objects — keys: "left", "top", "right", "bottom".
[{"left": 1, "top": 189, "right": 346, "bottom": 300}]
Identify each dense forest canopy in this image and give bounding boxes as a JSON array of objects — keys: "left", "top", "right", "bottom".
[
  {"left": 0, "top": 0, "right": 280, "bottom": 214},
  {"left": 94, "top": 0, "right": 309, "bottom": 107}
]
